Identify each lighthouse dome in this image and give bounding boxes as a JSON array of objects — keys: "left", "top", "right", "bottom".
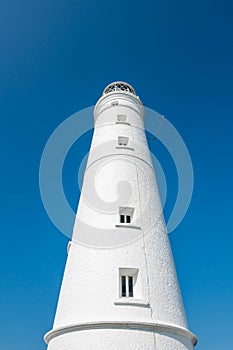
[{"left": 103, "top": 81, "right": 136, "bottom": 96}]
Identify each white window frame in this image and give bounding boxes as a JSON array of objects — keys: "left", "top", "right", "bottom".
[
  {"left": 119, "top": 207, "right": 134, "bottom": 224},
  {"left": 111, "top": 101, "right": 119, "bottom": 106},
  {"left": 119, "top": 268, "right": 139, "bottom": 299},
  {"left": 120, "top": 214, "right": 131, "bottom": 223},
  {"left": 121, "top": 275, "right": 133, "bottom": 297},
  {"left": 118, "top": 136, "right": 129, "bottom": 146},
  {"left": 117, "top": 114, "right": 127, "bottom": 122}
]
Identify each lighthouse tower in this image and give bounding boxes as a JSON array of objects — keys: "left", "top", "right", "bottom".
[{"left": 44, "top": 82, "right": 197, "bottom": 350}]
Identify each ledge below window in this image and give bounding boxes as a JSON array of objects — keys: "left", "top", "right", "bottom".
[
  {"left": 115, "top": 224, "right": 141, "bottom": 230},
  {"left": 115, "top": 121, "right": 131, "bottom": 125},
  {"left": 114, "top": 298, "right": 149, "bottom": 307},
  {"left": 115, "top": 146, "right": 134, "bottom": 151}
]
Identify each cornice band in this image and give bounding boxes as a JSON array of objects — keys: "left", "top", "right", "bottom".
[{"left": 44, "top": 320, "right": 198, "bottom": 345}]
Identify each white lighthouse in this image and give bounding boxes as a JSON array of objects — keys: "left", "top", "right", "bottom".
[{"left": 44, "top": 82, "right": 197, "bottom": 350}]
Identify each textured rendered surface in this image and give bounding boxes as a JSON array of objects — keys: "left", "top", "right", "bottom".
[{"left": 45, "top": 84, "right": 197, "bottom": 349}]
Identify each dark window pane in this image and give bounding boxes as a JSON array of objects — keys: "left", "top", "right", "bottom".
[
  {"left": 128, "top": 276, "right": 133, "bottom": 297},
  {"left": 121, "top": 276, "right": 126, "bottom": 297},
  {"left": 126, "top": 215, "right": 131, "bottom": 223},
  {"left": 120, "top": 215, "right": 125, "bottom": 223}
]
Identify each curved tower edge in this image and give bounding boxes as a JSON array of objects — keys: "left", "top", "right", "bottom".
[{"left": 44, "top": 321, "right": 198, "bottom": 346}]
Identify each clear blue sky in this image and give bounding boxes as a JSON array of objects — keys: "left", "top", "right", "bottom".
[{"left": 0, "top": 0, "right": 232, "bottom": 349}]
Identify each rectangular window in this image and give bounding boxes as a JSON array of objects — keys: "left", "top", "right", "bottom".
[
  {"left": 119, "top": 207, "right": 134, "bottom": 224},
  {"left": 111, "top": 101, "right": 119, "bottom": 106},
  {"left": 121, "top": 276, "right": 126, "bottom": 297},
  {"left": 119, "top": 214, "right": 131, "bottom": 223},
  {"left": 120, "top": 214, "right": 125, "bottom": 223},
  {"left": 119, "top": 268, "right": 139, "bottom": 299},
  {"left": 117, "top": 114, "right": 126, "bottom": 122},
  {"left": 121, "top": 275, "right": 134, "bottom": 298},
  {"left": 118, "top": 136, "right": 129, "bottom": 146},
  {"left": 128, "top": 276, "right": 133, "bottom": 297}
]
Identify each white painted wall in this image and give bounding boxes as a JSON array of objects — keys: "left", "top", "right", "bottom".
[
  {"left": 47, "top": 328, "right": 194, "bottom": 350},
  {"left": 45, "top": 83, "right": 197, "bottom": 349}
]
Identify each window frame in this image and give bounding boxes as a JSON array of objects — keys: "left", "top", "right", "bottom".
[
  {"left": 117, "top": 114, "right": 127, "bottom": 122},
  {"left": 120, "top": 275, "right": 134, "bottom": 298},
  {"left": 111, "top": 101, "right": 119, "bottom": 106},
  {"left": 120, "top": 214, "right": 131, "bottom": 224},
  {"left": 119, "top": 207, "right": 134, "bottom": 224},
  {"left": 118, "top": 136, "right": 129, "bottom": 147}
]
